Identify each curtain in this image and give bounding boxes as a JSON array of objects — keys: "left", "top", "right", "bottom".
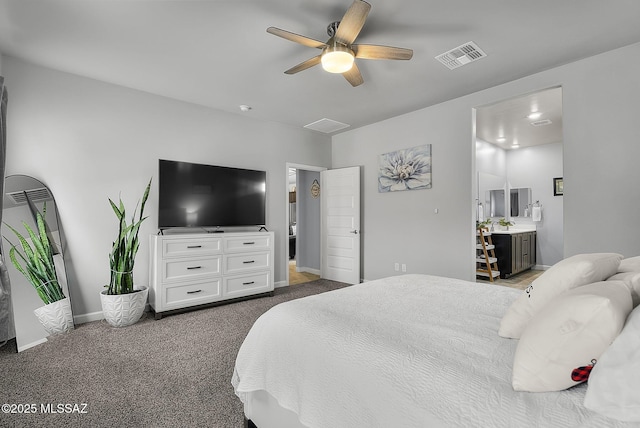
[{"left": 0, "top": 76, "right": 14, "bottom": 345}]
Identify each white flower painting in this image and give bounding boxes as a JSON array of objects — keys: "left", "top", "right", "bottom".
[{"left": 378, "top": 144, "right": 432, "bottom": 192}]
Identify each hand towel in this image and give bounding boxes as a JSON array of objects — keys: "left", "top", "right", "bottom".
[{"left": 532, "top": 206, "right": 542, "bottom": 222}]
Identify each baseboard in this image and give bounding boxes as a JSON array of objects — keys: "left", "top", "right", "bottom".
[
  {"left": 295, "top": 266, "right": 320, "bottom": 275},
  {"left": 73, "top": 311, "right": 104, "bottom": 325},
  {"left": 17, "top": 337, "right": 48, "bottom": 352},
  {"left": 275, "top": 280, "right": 288, "bottom": 288},
  {"left": 73, "top": 303, "right": 153, "bottom": 325},
  {"left": 533, "top": 264, "right": 551, "bottom": 271}
]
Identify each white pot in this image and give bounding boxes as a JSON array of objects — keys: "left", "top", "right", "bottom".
[
  {"left": 33, "top": 297, "right": 74, "bottom": 335},
  {"left": 100, "top": 286, "right": 149, "bottom": 328}
]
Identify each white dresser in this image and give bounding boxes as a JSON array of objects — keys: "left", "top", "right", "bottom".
[{"left": 149, "top": 231, "right": 274, "bottom": 319}]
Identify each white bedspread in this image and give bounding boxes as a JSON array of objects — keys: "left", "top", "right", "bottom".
[{"left": 232, "top": 274, "right": 634, "bottom": 428}]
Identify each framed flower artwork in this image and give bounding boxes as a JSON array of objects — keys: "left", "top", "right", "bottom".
[{"left": 378, "top": 144, "right": 432, "bottom": 192}]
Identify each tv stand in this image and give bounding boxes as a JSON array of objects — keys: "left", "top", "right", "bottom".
[{"left": 148, "top": 231, "right": 274, "bottom": 319}]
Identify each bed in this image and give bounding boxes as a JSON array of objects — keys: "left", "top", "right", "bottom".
[{"left": 232, "top": 269, "right": 640, "bottom": 428}]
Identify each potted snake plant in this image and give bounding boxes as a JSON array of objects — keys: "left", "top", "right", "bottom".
[
  {"left": 4, "top": 202, "right": 74, "bottom": 335},
  {"left": 100, "top": 178, "right": 151, "bottom": 327}
]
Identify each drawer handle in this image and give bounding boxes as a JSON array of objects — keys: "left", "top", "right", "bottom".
[
  {"left": 243, "top": 260, "right": 255, "bottom": 264},
  {"left": 187, "top": 245, "right": 202, "bottom": 249},
  {"left": 187, "top": 266, "right": 202, "bottom": 270},
  {"left": 186, "top": 289, "right": 203, "bottom": 294},
  {"left": 243, "top": 242, "right": 255, "bottom": 245},
  {"left": 243, "top": 281, "right": 255, "bottom": 285}
]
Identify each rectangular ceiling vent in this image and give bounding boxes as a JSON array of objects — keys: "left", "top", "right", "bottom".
[
  {"left": 530, "top": 119, "right": 553, "bottom": 127},
  {"left": 7, "top": 188, "right": 53, "bottom": 205},
  {"left": 435, "top": 41, "right": 487, "bottom": 70},
  {"left": 304, "top": 118, "right": 350, "bottom": 134}
]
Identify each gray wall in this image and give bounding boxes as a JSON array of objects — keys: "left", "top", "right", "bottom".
[
  {"left": 296, "top": 170, "right": 321, "bottom": 272},
  {"left": 333, "top": 42, "right": 640, "bottom": 282},
  {"left": 477, "top": 140, "right": 564, "bottom": 268},
  {"left": 506, "top": 143, "right": 563, "bottom": 267},
  {"left": 2, "top": 56, "right": 331, "bottom": 321}
]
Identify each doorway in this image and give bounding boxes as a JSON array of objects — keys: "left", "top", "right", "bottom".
[
  {"left": 286, "top": 163, "right": 324, "bottom": 285},
  {"left": 473, "top": 87, "right": 564, "bottom": 281}
]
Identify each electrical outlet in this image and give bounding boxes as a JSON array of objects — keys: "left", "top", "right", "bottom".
[
  {"left": 394, "top": 262, "right": 399, "bottom": 271},
  {"left": 402, "top": 263, "right": 407, "bottom": 272}
]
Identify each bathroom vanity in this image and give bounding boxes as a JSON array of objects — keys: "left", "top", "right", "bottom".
[{"left": 491, "top": 229, "right": 537, "bottom": 279}]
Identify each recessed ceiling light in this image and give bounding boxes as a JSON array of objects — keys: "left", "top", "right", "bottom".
[
  {"left": 239, "top": 105, "right": 252, "bottom": 112},
  {"left": 527, "top": 111, "right": 542, "bottom": 120},
  {"left": 496, "top": 137, "right": 506, "bottom": 143}
]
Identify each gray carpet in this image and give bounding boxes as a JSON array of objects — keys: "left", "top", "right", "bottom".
[{"left": 0, "top": 279, "right": 348, "bottom": 428}]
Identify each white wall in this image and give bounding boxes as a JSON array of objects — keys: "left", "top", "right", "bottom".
[
  {"left": 296, "top": 170, "right": 320, "bottom": 272},
  {"left": 333, "top": 101, "right": 473, "bottom": 281},
  {"left": 506, "top": 143, "right": 563, "bottom": 267},
  {"left": 477, "top": 140, "right": 564, "bottom": 268},
  {"left": 333, "top": 42, "right": 640, "bottom": 282},
  {"left": 3, "top": 56, "right": 331, "bottom": 320},
  {"left": 476, "top": 138, "right": 507, "bottom": 179}
]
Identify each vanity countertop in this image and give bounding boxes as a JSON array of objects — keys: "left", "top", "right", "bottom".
[{"left": 490, "top": 227, "right": 536, "bottom": 235}]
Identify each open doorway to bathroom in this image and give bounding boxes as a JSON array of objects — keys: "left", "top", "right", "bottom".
[
  {"left": 474, "top": 86, "right": 564, "bottom": 288},
  {"left": 287, "top": 164, "right": 322, "bottom": 285}
]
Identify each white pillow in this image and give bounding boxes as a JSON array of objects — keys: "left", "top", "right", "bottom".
[
  {"left": 607, "top": 271, "right": 640, "bottom": 308},
  {"left": 618, "top": 255, "right": 640, "bottom": 273},
  {"left": 584, "top": 305, "right": 640, "bottom": 422},
  {"left": 499, "top": 253, "right": 623, "bottom": 339},
  {"left": 511, "top": 281, "right": 632, "bottom": 392}
]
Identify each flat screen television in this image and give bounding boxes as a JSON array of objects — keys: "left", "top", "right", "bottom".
[{"left": 158, "top": 159, "right": 266, "bottom": 230}]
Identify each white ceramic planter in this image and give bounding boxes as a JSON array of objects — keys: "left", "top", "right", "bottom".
[
  {"left": 33, "top": 297, "right": 74, "bottom": 335},
  {"left": 100, "top": 286, "right": 148, "bottom": 327}
]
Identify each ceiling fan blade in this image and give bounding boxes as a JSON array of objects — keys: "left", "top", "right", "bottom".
[
  {"left": 353, "top": 44, "right": 413, "bottom": 60},
  {"left": 334, "top": 0, "right": 371, "bottom": 45},
  {"left": 285, "top": 55, "right": 322, "bottom": 74},
  {"left": 343, "top": 63, "right": 364, "bottom": 87},
  {"left": 267, "top": 27, "right": 327, "bottom": 49}
]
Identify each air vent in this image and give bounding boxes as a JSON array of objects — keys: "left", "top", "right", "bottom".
[
  {"left": 7, "top": 188, "right": 52, "bottom": 205},
  {"left": 530, "top": 119, "right": 553, "bottom": 127},
  {"left": 435, "top": 41, "right": 487, "bottom": 70},
  {"left": 304, "top": 118, "right": 350, "bottom": 134}
]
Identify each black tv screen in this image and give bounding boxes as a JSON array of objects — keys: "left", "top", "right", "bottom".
[{"left": 158, "top": 159, "right": 266, "bottom": 229}]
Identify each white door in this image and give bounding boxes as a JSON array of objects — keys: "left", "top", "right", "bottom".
[{"left": 321, "top": 166, "right": 361, "bottom": 284}]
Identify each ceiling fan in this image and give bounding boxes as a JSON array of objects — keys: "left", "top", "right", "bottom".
[{"left": 267, "top": 0, "right": 413, "bottom": 87}]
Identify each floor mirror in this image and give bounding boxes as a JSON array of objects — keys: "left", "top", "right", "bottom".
[{"left": 1, "top": 175, "right": 73, "bottom": 351}]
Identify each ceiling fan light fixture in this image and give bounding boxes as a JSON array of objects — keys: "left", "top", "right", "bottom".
[{"left": 321, "top": 45, "right": 354, "bottom": 73}]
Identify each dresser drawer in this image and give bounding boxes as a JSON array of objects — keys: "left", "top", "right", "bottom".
[
  {"left": 163, "top": 237, "right": 222, "bottom": 258},
  {"left": 223, "top": 271, "right": 272, "bottom": 298},
  {"left": 223, "top": 252, "right": 271, "bottom": 275},
  {"left": 224, "top": 235, "right": 272, "bottom": 253},
  {"left": 164, "top": 279, "right": 221, "bottom": 309},
  {"left": 162, "top": 256, "right": 221, "bottom": 283}
]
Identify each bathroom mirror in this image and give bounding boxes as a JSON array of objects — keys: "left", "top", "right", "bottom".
[
  {"left": 477, "top": 172, "right": 506, "bottom": 220},
  {"left": 1, "top": 175, "right": 73, "bottom": 351},
  {"left": 510, "top": 187, "right": 532, "bottom": 217},
  {"left": 486, "top": 189, "right": 506, "bottom": 217}
]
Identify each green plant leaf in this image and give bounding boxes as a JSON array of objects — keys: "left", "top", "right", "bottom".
[{"left": 106, "top": 178, "right": 152, "bottom": 295}]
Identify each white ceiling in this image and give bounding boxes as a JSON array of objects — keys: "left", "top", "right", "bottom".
[
  {"left": 476, "top": 87, "right": 563, "bottom": 150},
  {"left": 0, "top": 1, "right": 639, "bottom": 138}
]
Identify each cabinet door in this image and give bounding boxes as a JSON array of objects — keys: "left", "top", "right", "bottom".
[
  {"left": 511, "top": 235, "right": 522, "bottom": 274},
  {"left": 521, "top": 233, "right": 530, "bottom": 270},
  {"left": 529, "top": 232, "right": 537, "bottom": 267}
]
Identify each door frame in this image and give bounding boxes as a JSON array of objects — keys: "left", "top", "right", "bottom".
[{"left": 285, "top": 162, "right": 327, "bottom": 286}]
